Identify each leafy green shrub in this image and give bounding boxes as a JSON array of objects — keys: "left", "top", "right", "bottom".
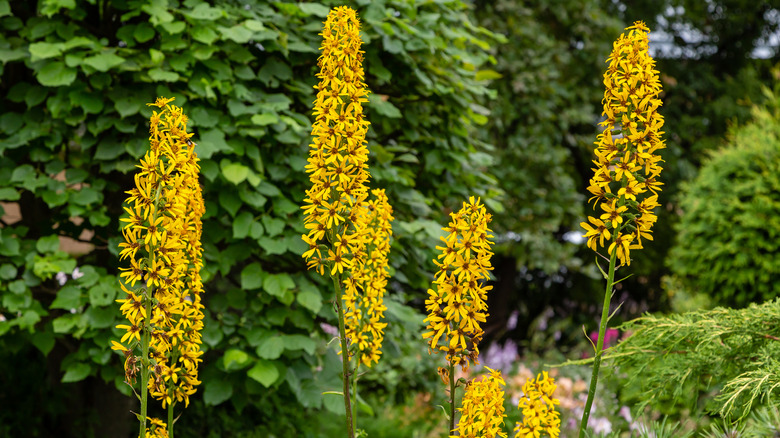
[
  {"left": 0, "top": 0, "right": 500, "bottom": 435},
  {"left": 668, "top": 87, "right": 780, "bottom": 307}
]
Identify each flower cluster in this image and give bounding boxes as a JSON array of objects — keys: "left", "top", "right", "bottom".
[
  {"left": 514, "top": 372, "right": 561, "bottom": 438},
  {"left": 423, "top": 197, "right": 494, "bottom": 370},
  {"left": 114, "top": 97, "right": 205, "bottom": 409},
  {"left": 144, "top": 418, "right": 168, "bottom": 438},
  {"left": 302, "top": 5, "right": 371, "bottom": 277},
  {"left": 343, "top": 189, "right": 394, "bottom": 367},
  {"left": 453, "top": 367, "right": 507, "bottom": 438},
  {"left": 581, "top": 21, "right": 665, "bottom": 266}
]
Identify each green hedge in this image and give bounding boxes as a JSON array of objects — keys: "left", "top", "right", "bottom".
[
  {"left": 668, "top": 87, "right": 780, "bottom": 307},
  {"left": 0, "top": 0, "right": 501, "bottom": 435}
]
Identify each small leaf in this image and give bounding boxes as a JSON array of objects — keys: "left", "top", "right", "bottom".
[
  {"left": 36, "top": 61, "right": 77, "bottom": 87},
  {"left": 82, "top": 52, "right": 126, "bottom": 72},
  {"left": 256, "top": 336, "right": 284, "bottom": 360},
  {"left": 247, "top": 359, "right": 279, "bottom": 387},
  {"left": 240, "top": 262, "right": 264, "bottom": 290},
  {"left": 223, "top": 348, "right": 251, "bottom": 371},
  {"left": 264, "top": 273, "right": 295, "bottom": 298},
  {"left": 148, "top": 68, "right": 179, "bottom": 82},
  {"left": 62, "top": 362, "right": 91, "bottom": 383},
  {"left": 296, "top": 290, "right": 322, "bottom": 314},
  {"left": 251, "top": 113, "right": 278, "bottom": 126},
  {"left": 475, "top": 69, "right": 503, "bottom": 81},
  {"left": 29, "top": 42, "right": 64, "bottom": 60},
  {"left": 222, "top": 162, "right": 250, "bottom": 185},
  {"left": 203, "top": 378, "right": 233, "bottom": 406},
  {"left": 298, "top": 2, "right": 329, "bottom": 17}
]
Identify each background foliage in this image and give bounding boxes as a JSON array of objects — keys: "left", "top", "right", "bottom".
[
  {"left": 0, "top": 0, "right": 500, "bottom": 436},
  {"left": 668, "top": 85, "right": 780, "bottom": 307}
]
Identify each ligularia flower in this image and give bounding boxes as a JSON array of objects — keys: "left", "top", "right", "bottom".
[
  {"left": 581, "top": 21, "right": 665, "bottom": 266},
  {"left": 514, "top": 372, "right": 561, "bottom": 438},
  {"left": 115, "top": 98, "right": 205, "bottom": 435},
  {"left": 453, "top": 367, "right": 508, "bottom": 438},
  {"left": 302, "top": 4, "right": 372, "bottom": 279},
  {"left": 343, "top": 189, "right": 394, "bottom": 367},
  {"left": 423, "top": 197, "right": 494, "bottom": 370}
]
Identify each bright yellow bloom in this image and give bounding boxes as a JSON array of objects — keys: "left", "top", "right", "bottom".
[
  {"left": 453, "top": 367, "right": 507, "bottom": 438},
  {"left": 582, "top": 21, "right": 665, "bottom": 266},
  {"left": 514, "top": 372, "right": 561, "bottom": 438},
  {"left": 115, "top": 97, "right": 205, "bottom": 412},
  {"left": 302, "top": 5, "right": 371, "bottom": 272},
  {"left": 141, "top": 417, "right": 168, "bottom": 438},
  {"left": 423, "top": 197, "right": 494, "bottom": 370},
  {"left": 343, "top": 189, "right": 394, "bottom": 367}
]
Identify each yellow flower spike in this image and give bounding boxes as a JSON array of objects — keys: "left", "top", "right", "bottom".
[
  {"left": 582, "top": 21, "right": 664, "bottom": 267},
  {"left": 423, "top": 198, "right": 494, "bottom": 371},
  {"left": 514, "top": 372, "right": 561, "bottom": 438},
  {"left": 117, "top": 98, "right": 205, "bottom": 437},
  {"left": 453, "top": 367, "right": 507, "bottom": 438}
]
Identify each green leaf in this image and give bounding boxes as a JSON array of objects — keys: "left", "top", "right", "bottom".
[
  {"left": 475, "top": 69, "right": 503, "bottom": 81},
  {"left": 223, "top": 348, "right": 251, "bottom": 371},
  {"left": 298, "top": 2, "right": 329, "bottom": 17},
  {"left": 29, "top": 42, "right": 64, "bottom": 60},
  {"left": 52, "top": 314, "right": 78, "bottom": 333},
  {"left": 0, "top": 263, "right": 16, "bottom": 280},
  {"left": 203, "top": 378, "right": 233, "bottom": 406},
  {"left": 32, "top": 330, "right": 55, "bottom": 356},
  {"left": 220, "top": 25, "right": 253, "bottom": 43},
  {"left": 232, "top": 211, "right": 254, "bottom": 239},
  {"left": 240, "top": 263, "right": 264, "bottom": 290},
  {"left": 0, "top": 188, "right": 20, "bottom": 201},
  {"left": 258, "top": 237, "right": 287, "bottom": 255},
  {"left": 148, "top": 68, "right": 179, "bottom": 82},
  {"left": 114, "top": 96, "right": 142, "bottom": 118},
  {"left": 133, "top": 23, "right": 155, "bottom": 42},
  {"left": 222, "top": 162, "right": 250, "bottom": 185},
  {"left": 251, "top": 113, "right": 278, "bottom": 126},
  {"left": 50, "top": 286, "right": 82, "bottom": 310},
  {"left": 257, "top": 236, "right": 287, "bottom": 255},
  {"left": 0, "top": 0, "right": 10, "bottom": 17},
  {"left": 247, "top": 359, "right": 279, "bottom": 387},
  {"left": 88, "top": 281, "right": 115, "bottom": 307},
  {"left": 296, "top": 290, "right": 322, "bottom": 314},
  {"left": 62, "top": 362, "right": 91, "bottom": 383},
  {"left": 198, "top": 128, "right": 231, "bottom": 159},
  {"left": 368, "top": 93, "right": 402, "bottom": 118},
  {"left": 82, "top": 52, "right": 125, "bottom": 72},
  {"left": 187, "top": 3, "right": 223, "bottom": 20},
  {"left": 283, "top": 334, "right": 316, "bottom": 355},
  {"left": 191, "top": 25, "right": 218, "bottom": 44},
  {"left": 257, "top": 336, "right": 284, "bottom": 360},
  {"left": 264, "top": 273, "right": 295, "bottom": 299},
  {"left": 261, "top": 216, "right": 285, "bottom": 237},
  {"left": 36, "top": 235, "right": 60, "bottom": 253},
  {"left": 36, "top": 61, "right": 77, "bottom": 87}
]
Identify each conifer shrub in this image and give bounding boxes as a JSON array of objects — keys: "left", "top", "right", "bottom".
[{"left": 668, "top": 89, "right": 780, "bottom": 307}]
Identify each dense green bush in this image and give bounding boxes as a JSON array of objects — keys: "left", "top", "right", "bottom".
[
  {"left": 668, "top": 87, "right": 780, "bottom": 307},
  {"left": 0, "top": 0, "right": 501, "bottom": 435}
]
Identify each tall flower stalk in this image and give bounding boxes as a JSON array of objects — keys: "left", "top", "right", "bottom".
[
  {"left": 578, "top": 21, "right": 664, "bottom": 436},
  {"left": 114, "top": 97, "right": 205, "bottom": 438},
  {"left": 301, "top": 6, "right": 392, "bottom": 437},
  {"left": 423, "top": 197, "right": 494, "bottom": 435}
]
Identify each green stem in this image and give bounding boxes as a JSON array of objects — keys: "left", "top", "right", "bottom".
[
  {"left": 168, "top": 400, "right": 174, "bottom": 438},
  {"left": 139, "top": 282, "right": 153, "bottom": 438},
  {"left": 578, "top": 242, "right": 618, "bottom": 437},
  {"left": 449, "top": 361, "right": 456, "bottom": 436},
  {"left": 332, "top": 273, "right": 354, "bottom": 438},
  {"left": 352, "top": 359, "right": 358, "bottom": 434}
]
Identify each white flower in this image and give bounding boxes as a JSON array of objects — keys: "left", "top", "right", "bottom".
[
  {"left": 71, "top": 267, "right": 84, "bottom": 280},
  {"left": 56, "top": 271, "right": 68, "bottom": 286}
]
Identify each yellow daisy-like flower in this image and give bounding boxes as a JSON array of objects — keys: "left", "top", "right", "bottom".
[
  {"left": 301, "top": 4, "right": 371, "bottom": 271},
  {"left": 514, "top": 372, "right": 561, "bottom": 438},
  {"left": 453, "top": 367, "right": 507, "bottom": 438},
  {"left": 115, "top": 97, "right": 205, "bottom": 416},
  {"left": 581, "top": 21, "right": 665, "bottom": 267},
  {"left": 423, "top": 197, "right": 494, "bottom": 370},
  {"left": 343, "top": 189, "right": 394, "bottom": 367}
]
